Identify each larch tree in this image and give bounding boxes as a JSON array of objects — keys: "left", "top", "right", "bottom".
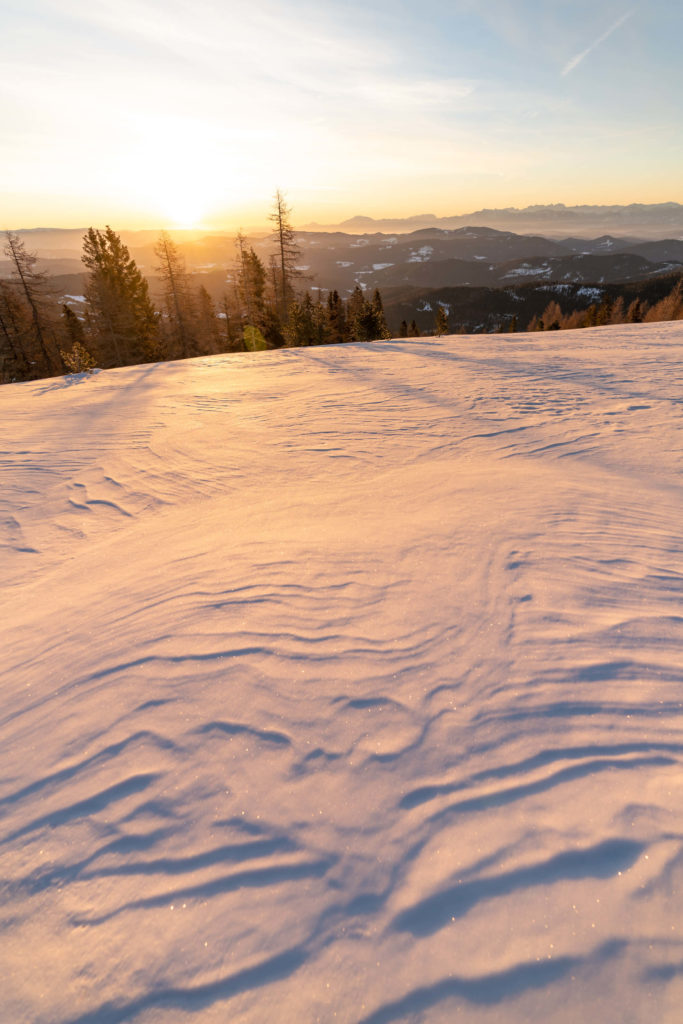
[
  {"left": 0, "top": 279, "right": 31, "bottom": 380},
  {"left": 644, "top": 278, "right": 683, "bottom": 322},
  {"left": 541, "top": 300, "right": 563, "bottom": 331},
  {"left": 596, "top": 297, "right": 613, "bottom": 325},
  {"left": 154, "top": 231, "right": 198, "bottom": 359},
  {"left": 269, "top": 190, "right": 301, "bottom": 320},
  {"left": 583, "top": 303, "right": 598, "bottom": 328},
  {"left": 3, "top": 231, "right": 59, "bottom": 376},
  {"left": 610, "top": 297, "right": 626, "bottom": 324},
  {"left": 627, "top": 298, "right": 643, "bottom": 323}
]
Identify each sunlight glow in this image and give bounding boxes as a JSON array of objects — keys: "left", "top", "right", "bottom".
[
  {"left": 161, "top": 196, "right": 204, "bottom": 230},
  {"left": 2, "top": 0, "right": 680, "bottom": 228}
]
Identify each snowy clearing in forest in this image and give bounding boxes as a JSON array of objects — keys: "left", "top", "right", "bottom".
[{"left": 2, "top": 323, "right": 683, "bottom": 1024}]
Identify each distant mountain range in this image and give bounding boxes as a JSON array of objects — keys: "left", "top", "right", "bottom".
[
  {"left": 279, "top": 227, "right": 683, "bottom": 293},
  {"left": 7, "top": 225, "right": 681, "bottom": 293},
  {"left": 305, "top": 203, "right": 683, "bottom": 239}
]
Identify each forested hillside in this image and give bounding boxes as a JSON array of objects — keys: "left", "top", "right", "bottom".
[{"left": 2, "top": 205, "right": 683, "bottom": 383}]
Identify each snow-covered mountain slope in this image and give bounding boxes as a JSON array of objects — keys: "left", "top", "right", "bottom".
[{"left": 2, "top": 323, "right": 683, "bottom": 1024}]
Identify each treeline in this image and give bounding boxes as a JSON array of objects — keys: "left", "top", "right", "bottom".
[
  {"left": 527, "top": 278, "right": 683, "bottom": 332},
  {"left": 392, "top": 276, "right": 683, "bottom": 338},
  {"left": 0, "top": 191, "right": 391, "bottom": 384}
]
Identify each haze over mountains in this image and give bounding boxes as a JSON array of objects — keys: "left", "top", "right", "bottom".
[
  {"left": 307, "top": 203, "right": 683, "bottom": 238},
  {"left": 7, "top": 202, "right": 683, "bottom": 256},
  {"left": 3, "top": 216, "right": 683, "bottom": 295},
  {"left": 3, "top": 203, "right": 682, "bottom": 346}
]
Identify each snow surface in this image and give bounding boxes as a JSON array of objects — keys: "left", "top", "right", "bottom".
[
  {"left": 503, "top": 265, "right": 552, "bottom": 279},
  {"left": 408, "top": 246, "right": 434, "bottom": 263},
  {"left": 2, "top": 323, "right": 683, "bottom": 1024}
]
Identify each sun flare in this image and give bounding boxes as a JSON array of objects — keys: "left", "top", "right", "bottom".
[{"left": 164, "top": 198, "right": 204, "bottom": 230}]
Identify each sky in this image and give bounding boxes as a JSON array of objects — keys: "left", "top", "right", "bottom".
[{"left": 1, "top": 0, "right": 682, "bottom": 230}]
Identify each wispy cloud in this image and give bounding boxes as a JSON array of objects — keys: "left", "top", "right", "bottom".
[{"left": 562, "top": 10, "right": 635, "bottom": 76}]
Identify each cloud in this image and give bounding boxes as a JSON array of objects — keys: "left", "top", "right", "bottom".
[
  {"left": 562, "top": 10, "right": 635, "bottom": 76},
  {"left": 349, "top": 77, "right": 475, "bottom": 111}
]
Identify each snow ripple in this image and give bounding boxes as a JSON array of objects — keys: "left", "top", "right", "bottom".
[{"left": 1, "top": 323, "right": 683, "bottom": 1022}]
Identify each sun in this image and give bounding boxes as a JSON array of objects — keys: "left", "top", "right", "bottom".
[{"left": 164, "top": 198, "right": 204, "bottom": 230}]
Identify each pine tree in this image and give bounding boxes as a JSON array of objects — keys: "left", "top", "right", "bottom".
[
  {"left": 434, "top": 305, "right": 449, "bottom": 336},
  {"left": 284, "top": 293, "right": 321, "bottom": 347},
  {"left": 196, "top": 285, "right": 221, "bottom": 353},
  {"left": 59, "top": 304, "right": 96, "bottom": 372},
  {"left": 327, "top": 290, "right": 347, "bottom": 344},
  {"left": 60, "top": 340, "right": 96, "bottom": 374},
  {"left": 407, "top": 319, "right": 421, "bottom": 337},
  {"left": 370, "top": 289, "right": 391, "bottom": 340},
  {"left": 61, "top": 303, "right": 87, "bottom": 348},
  {"left": 82, "top": 226, "right": 158, "bottom": 366},
  {"left": 235, "top": 232, "right": 267, "bottom": 329},
  {"left": 311, "top": 293, "right": 331, "bottom": 346},
  {"left": 219, "top": 292, "right": 242, "bottom": 351},
  {"left": 346, "top": 286, "right": 372, "bottom": 342},
  {"left": 399, "top": 319, "right": 408, "bottom": 338}
]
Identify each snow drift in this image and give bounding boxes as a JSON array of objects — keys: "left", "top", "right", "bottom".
[{"left": 1, "top": 323, "right": 683, "bottom": 1023}]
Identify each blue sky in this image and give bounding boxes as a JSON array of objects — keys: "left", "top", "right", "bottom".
[{"left": 1, "top": 0, "right": 681, "bottom": 228}]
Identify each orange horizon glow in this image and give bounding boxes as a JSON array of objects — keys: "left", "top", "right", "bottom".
[
  {"left": 6, "top": 187, "right": 683, "bottom": 236},
  {"left": 3, "top": 3, "right": 682, "bottom": 234}
]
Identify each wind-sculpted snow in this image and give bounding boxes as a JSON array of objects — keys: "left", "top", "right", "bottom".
[{"left": 1, "top": 322, "right": 683, "bottom": 1023}]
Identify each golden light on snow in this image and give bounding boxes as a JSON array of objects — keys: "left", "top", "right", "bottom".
[{"left": 3, "top": 323, "right": 683, "bottom": 1019}]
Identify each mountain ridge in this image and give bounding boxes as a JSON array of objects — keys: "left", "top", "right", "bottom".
[{"left": 304, "top": 202, "right": 683, "bottom": 238}]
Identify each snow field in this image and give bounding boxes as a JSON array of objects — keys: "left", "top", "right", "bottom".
[{"left": 1, "top": 322, "right": 683, "bottom": 1023}]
